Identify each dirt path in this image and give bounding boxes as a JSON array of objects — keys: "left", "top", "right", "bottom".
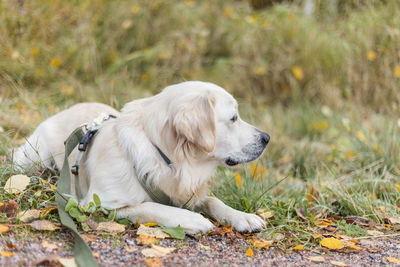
[{"left": 1, "top": 229, "right": 400, "bottom": 266}]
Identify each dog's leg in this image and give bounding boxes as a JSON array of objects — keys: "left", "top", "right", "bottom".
[
  {"left": 198, "top": 196, "right": 265, "bottom": 232},
  {"left": 117, "top": 202, "right": 214, "bottom": 234}
]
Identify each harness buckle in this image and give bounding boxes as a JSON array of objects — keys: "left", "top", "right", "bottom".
[{"left": 71, "top": 165, "right": 79, "bottom": 175}]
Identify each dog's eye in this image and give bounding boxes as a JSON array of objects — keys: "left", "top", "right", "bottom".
[{"left": 230, "top": 115, "right": 238, "bottom": 123}]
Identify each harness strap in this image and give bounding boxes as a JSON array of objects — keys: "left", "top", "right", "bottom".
[{"left": 57, "top": 127, "right": 98, "bottom": 267}]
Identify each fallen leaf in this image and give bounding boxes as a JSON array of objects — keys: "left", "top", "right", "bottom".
[
  {"left": 385, "top": 216, "right": 400, "bottom": 225},
  {"left": 293, "top": 244, "right": 303, "bottom": 250},
  {"left": 346, "top": 243, "right": 362, "bottom": 250},
  {"left": 253, "top": 240, "right": 273, "bottom": 249},
  {"left": 312, "top": 233, "right": 323, "bottom": 239},
  {"left": 387, "top": 257, "right": 400, "bottom": 264},
  {"left": 160, "top": 225, "right": 185, "bottom": 239},
  {"left": 257, "top": 209, "right": 274, "bottom": 220},
  {"left": 330, "top": 260, "right": 349, "bottom": 266},
  {"left": 315, "top": 219, "right": 332, "bottom": 228},
  {"left": 245, "top": 247, "right": 254, "bottom": 257},
  {"left": 0, "top": 251, "right": 16, "bottom": 257},
  {"left": 0, "top": 225, "right": 10, "bottom": 233},
  {"left": 146, "top": 258, "right": 163, "bottom": 267},
  {"left": 305, "top": 187, "right": 320, "bottom": 202},
  {"left": 5, "top": 242, "right": 18, "bottom": 250},
  {"left": 139, "top": 235, "right": 159, "bottom": 245},
  {"left": 86, "top": 219, "right": 99, "bottom": 230},
  {"left": 320, "top": 238, "right": 344, "bottom": 250},
  {"left": 308, "top": 256, "right": 325, "bottom": 263},
  {"left": 141, "top": 245, "right": 176, "bottom": 257},
  {"left": 4, "top": 174, "right": 30, "bottom": 194},
  {"left": 97, "top": 221, "right": 125, "bottom": 233},
  {"left": 41, "top": 240, "right": 58, "bottom": 250},
  {"left": 125, "top": 246, "right": 137, "bottom": 253},
  {"left": 0, "top": 200, "right": 18, "bottom": 217},
  {"left": 366, "top": 230, "right": 384, "bottom": 236},
  {"left": 59, "top": 257, "right": 78, "bottom": 267},
  {"left": 143, "top": 222, "right": 158, "bottom": 227},
  {"left": 31, "top": 220, "right": 59, "bottom": 231},
  {"left": 81, "top": 234, "right": 96, "bottom": 243},
  {"left": 295, "top": 208, "right": 307, "bottom": 221},
  {"left": 199, "top": 244, "right": 210, "bottom": 250},
  {"left": 137, "top": 225, "right": 169, "bottom": 239},
  {"left": 18, "top": 209, "right": 41, "bottom": 222}
]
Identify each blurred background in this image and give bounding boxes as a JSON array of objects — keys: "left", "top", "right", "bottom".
[{"left": 1, "top": 0, "right": 399, "bottom": 220}]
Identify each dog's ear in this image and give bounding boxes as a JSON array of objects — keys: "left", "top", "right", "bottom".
[{"left": 172, "top": 93, "right": 216, "bottom": 153}]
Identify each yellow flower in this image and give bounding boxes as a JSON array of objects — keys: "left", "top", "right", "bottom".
[
  {"left": 311, "top": 120, "right": 329, "bottom": 132},
  {"left": 50, "top": 57, "right": 62, "bottom": 68},
  {"left": 250, "top": 163, "right": 266, "bottom": 180},
  {"left": 292, "top": 66, "right": 304, "bottom": 80},
  {"left": 367, "top": 50, "right": 376, "bottom": 61},
  {"left": 131, "top": 5, "right": 140, "bottom": 14},
  {"left": 234, "top": 172, "right": 242, "bottom": 190},
  {"left": 253, "top": 66, "right": 266, "bottom": 76},
  {"left": 394, "top": 65, "right": 400, "bottom": 78},
  {"left": 60, "top": 86, "right": 74, "bottom": 96},
  {"left": 184, "top": 0, "right": 194, "bottom": 7},
  {"left": 30, "top": 47, "right": 40, "bottom": 57},
  {"left": 223, "top": 8, "right": 233, "bottom": 18}
]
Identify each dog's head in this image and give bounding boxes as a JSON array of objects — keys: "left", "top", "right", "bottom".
[{"left": 164, "top": 81, "right": 269, "bottom": 166}]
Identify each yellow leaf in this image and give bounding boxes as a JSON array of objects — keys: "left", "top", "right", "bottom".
[
  {"left": 138, "top": 235, "right": 159, "bottom": 245},
  {"left": 293, "top": 244, "right": 303, "bottom": 250},
  {"left": 320, "top": 238, "right": 344, "bottom": 250},
  {"left": 145, "top": 258, "right": 163, "bottom": 267},
  {"left": 141, "top": 245, "right": 175, "bottom": 258},
  {"left": 143, "top": 222, "right": 158, "bottom": 227},
  {"left": 245, "top": 247, "right": 254, "bottom": 257},
  {"left": 49, "top": 184, "right": 57, "bottom": 191},
  {"left": 234, "top": 172, "right": 242, "bottom": 190},
  {"left": 50, "top": 57, "right": 62, "bottom": 68},
  {"left": 0, "top": 251, "right": 16, "bottom": 257},
  {"left": 394, "top": 66, "right": 400, "bottom": 78},
  {"left": 18, "top": 209, "right": 41, "bottom": 223},
  {"left": 253, "top": 240, "right": 273, "bottom": 249},
  {"left": 305, "top": 187, "right": 319, "bottom": 202},
  {"left": 250, "top": 163, "right": 266, "bottom": 180},
  {"left": 312, "top": 233, "right": 323, "bottom": 239},
  {"left": 367, "top": 50, "right": 376, "bottom": 61},
  {"left": 0, "top": 225, "right": 9, "bottom": 233},
  {"left": 256, "top": 208, "right": 274, "bottom": 220},
  {"left": 395, "top": 183, "right": 400, "bottom": 192},
  {"left": 346, "top": 243, "right": 362, "bottom": 250},
  {"left": 387, "top": 257, "right": 400, "bottom": 264},
  {"left": 292, "top": 66, "right": 304, "bottom": 80},
  {"left": 223, "top": 225, "right": 232, "bottom": 232},
  {"left": 315, "top": 219, "right": 332, "bottom": 228}
]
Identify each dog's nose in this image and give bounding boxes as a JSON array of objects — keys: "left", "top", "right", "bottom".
[{"left": 260, "top": 132, "right": 270, "bottom": 146}]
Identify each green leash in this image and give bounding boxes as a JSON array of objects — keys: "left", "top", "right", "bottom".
[{"left": 56, "top": 127, "right": 98, "bottom": 267}]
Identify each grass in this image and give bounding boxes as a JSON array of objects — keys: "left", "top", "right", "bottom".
[{"left": 1, "top": 0, "right": 400, "bottom": 250}]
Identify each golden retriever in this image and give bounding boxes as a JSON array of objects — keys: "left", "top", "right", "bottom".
[{"left": 14, "top": 81, "right": 270, "bottom": 234}]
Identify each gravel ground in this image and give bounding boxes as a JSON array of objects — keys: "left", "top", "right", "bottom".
[{"left": 1, "top": 229, "right": 400, "bottom": 266}]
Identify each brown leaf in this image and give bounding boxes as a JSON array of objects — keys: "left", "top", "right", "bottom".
[
  {"left": 18, "top": 209, "right": 41, "bottom": 222},
  {"left": 146, "top": 258, "right": 163, "bottom": 267},
  {"left": 31, "top": 220, "right": 59, "bottom": 231},
  {"left": 138, "top": 235, "right": 159, "bottom": 245},
  {"left": 80, "top": 234, "right": 96, "bottom": 243},
  {"left": 141, "top": 245, "right": 176, "bottom": 257},
  {"left": 137, "top": 225, "right": 169, "bottom": 239},
  {"left": 385, "top": 216, "right": 400, "bottom": 225},
  {"left": 4, "top": 174, "right": 30, "bottom": 194},
  {"left": 366, "top": 230, "right": 384, "bottom": 236},
  {"left": 330, "top": 260, "right": 349, "bottom": 266},
  {"left": 97, "top": 221, "right": 125, "bottom": 233},
  {"left": 308, "top": 256, "right": 325, "bottom": 263},
  {"left": 0, "top": 200, "right": 18, "bottom": 217},
  {"left": 257, "top": 209, "right": 274, "bottom": 220},
  {"left": 41, "top": 240, "right": 58, "bottom": 250},
  {"left": 0, "top": 225, "right": 10, "bottom": 233},
  {"left": 295, "top": 208, "right": 307, "bottom": 221},
  {"left": 86, "top": 219, "right": 98, "bottom": 230},
  {"left": 253, "top": 240, "right": 273, "bottom": 249},
  {"left": 5, "top": 242, "right": 18, "bottom": 250},
  {"left": 315, "top": 219, "right": 332, "bottom": 228}
]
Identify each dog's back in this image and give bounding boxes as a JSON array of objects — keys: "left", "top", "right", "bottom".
[{"left": 14, "top": 102, "right": 119, "bottom": 171}]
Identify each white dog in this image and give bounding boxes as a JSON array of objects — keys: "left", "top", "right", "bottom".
[{"left": 14, "top": 81, "right": 270, "bottom": 234}]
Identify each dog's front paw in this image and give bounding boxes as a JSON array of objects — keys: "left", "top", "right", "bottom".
[
  {"left": 230, "top": 211, "right": 266, "bottom": 232},
  {"left": 180, "top": 213, "right": 215, "bottom": 235}
]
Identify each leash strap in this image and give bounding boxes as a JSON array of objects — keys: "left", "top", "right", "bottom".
[{"left": 56, "top": 127, "right": 99, "bottom": 267}]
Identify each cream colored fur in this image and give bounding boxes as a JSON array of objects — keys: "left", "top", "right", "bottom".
[{"left": 14, "top": 81, "right": 269, "bottom": 234}]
